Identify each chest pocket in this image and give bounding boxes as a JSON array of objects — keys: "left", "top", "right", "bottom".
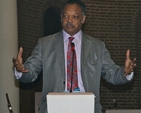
[{"left": 85, "top": 53, "right": 98, "bottom": 79}]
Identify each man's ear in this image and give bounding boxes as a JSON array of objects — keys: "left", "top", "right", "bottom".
[{"left": 81, "top": 15, "right": 86, "bottom": 24}]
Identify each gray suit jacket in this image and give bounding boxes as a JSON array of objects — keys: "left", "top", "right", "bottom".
[{"left": 19, "top": 31, "right": 131, "bottom": 113}]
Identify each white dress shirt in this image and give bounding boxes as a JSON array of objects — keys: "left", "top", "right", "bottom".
[{"left": 62, "top": 30, "right": 85, "bottom": 92}]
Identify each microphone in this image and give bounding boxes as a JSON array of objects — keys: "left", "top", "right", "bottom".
[
  {"left": 70, "top": 42, "right": 75, "bottom": 93},
  {"left": 6, "top": 93, "right": 14, "bottom": 113},
  {"left": 71, "top": 43, "right": 75, "bottom": 51}
]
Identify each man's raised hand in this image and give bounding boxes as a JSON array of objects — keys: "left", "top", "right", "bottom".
[
  {"left": 12, "top": 47, "right": 28, "bottom": 73},
  {"left": 124, "top": 49, "right": 136, "bottom": 76}
]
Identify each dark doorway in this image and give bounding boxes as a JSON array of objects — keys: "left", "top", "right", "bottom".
[{"left": 44, "top": 6, "right": 62, "bottom": 36}]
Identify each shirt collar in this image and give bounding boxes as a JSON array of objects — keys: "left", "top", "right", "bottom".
[{"left": 62, "top": 30, "right": 82, "bottom": 42}]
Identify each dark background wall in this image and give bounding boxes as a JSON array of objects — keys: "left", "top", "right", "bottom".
[{"left": 17, "top": 0, "right": 141, "bottom": 113}]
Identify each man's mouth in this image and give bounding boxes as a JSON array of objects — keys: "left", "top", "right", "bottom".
[{"left": 66, "top": 22, "right": 74, "bottom": 29}]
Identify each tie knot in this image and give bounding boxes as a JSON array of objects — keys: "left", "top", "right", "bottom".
[{"left": 69, "top": 37, "right": 74, "bottom": 42}]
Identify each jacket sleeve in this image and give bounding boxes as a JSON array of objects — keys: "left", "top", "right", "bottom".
[
  {"left": 19, "top": 39, "right": 42, "bottom": 83},
  {"left": 101, "top": 42, "right": 132, "bottom": 85}
]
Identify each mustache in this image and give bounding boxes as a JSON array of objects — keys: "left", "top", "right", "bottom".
[{"left": 66, "top": 22, "right": 74, "bottom": 28}]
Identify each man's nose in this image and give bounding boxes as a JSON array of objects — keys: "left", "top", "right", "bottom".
[{"left": 67, "top": 16, "right": 73, "bottom": 23}]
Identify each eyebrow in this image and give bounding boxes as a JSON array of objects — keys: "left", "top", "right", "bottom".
[{"left": 63, "top": 11, "right": 80, "bottom": 15}]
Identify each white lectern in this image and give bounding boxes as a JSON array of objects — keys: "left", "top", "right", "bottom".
[{"left": 47, "top": 92, "right": 95, "bottom": 113}]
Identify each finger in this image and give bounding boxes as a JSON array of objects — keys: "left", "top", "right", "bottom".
[
  {"left": 16, "top": 66, "right": 28, "bottom": 73},
  {"left": 20, "top": 67, "right": 29, "bottom": 73},
  {"left": 21, "top": 69, "right": 29, "bottom": 73},
  {"left": 14, "top": 63, "right": 19, "bottom": 67},
  {"left": 133, "top": 58, "right": 136, "bottom": 63},
  {"left": 13, "top": 58, "right": 21, "bottom": 66},
  {"left": 13, "top": 60, "right": 19, "bottom": 67},
  {"left": 132, "top": 58, "right": 136, "bottom": 67},
  {"left": 124, "top": 71, "right": 132, "bottom": 76},
  {"left": 131, "top": 68, "right": 133, "bottom": 72},
  {"left": 17, "top": 69, "right": 28, "bottom": 73},
  {"left": 15, "top": 63, "right": 22, "bottom": 68},
  {"left": 131, "top": 63, "right": 136, "bottom": 70},
  {"left": 124, "top": 72, "right": 128, "bottom": 76},
  {"left": 126, "top": 49, "right": 130, "bottom": 60},
  {"left": 12, "top": 57, "right": 16, "bottom": 63},
  {"left": 17, "top": 47, "right": 23, "bottom": 58}
]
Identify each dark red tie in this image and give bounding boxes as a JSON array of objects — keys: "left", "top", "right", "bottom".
[{"left": 67, "top": 37, "right": 78, "bottom": 92}]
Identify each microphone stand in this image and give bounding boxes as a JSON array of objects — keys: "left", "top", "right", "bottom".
[
  {"left": 6, "top": 93, "right": 14, "bottom": 113},
  {"left": 70, "top": 42, "right": 75, "bottom": 93}
]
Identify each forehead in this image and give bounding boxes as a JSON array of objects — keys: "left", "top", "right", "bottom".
[{"left": 63, "top": 4, "right": 82, "bottom": 14}]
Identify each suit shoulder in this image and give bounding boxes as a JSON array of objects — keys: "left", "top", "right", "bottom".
[
  {"left": 83, "top": 32, "right": 104, "bottom": 45},
  {"left": 39, "top": 31, "right": 62, "bottom": 43}
]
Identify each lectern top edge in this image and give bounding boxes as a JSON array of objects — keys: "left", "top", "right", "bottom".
[{"left": 48, "top": 92, "right": 94, "bottom": 95}]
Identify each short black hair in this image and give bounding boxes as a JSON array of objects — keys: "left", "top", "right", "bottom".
[{"left": 62, "top": 0, "right": 86, "bottom": 14}]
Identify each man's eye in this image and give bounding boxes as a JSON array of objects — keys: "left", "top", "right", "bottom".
[
  {"left": 63, "top": 15, "right": 68, "bottom": 18},
  {"left": 73, "top": 16, "right": 79, "bottom": 20}
]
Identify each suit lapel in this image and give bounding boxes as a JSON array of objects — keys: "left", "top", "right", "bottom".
[
  {"left": 81, "top": 33, "right": 99, "bottom": 91},
  {"left": 81, "top": 33, "right": 93, "bottom": 72},
  {"left": 53, "top": 32, "right": 65, "bottom": 76}
]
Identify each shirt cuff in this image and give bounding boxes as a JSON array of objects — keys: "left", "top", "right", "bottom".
[
  {"left": 126, "top": 72, "right": 134, "bottom": 81},
  {"left": 14, "top": 68, "right": 23, "bottom": 79}
]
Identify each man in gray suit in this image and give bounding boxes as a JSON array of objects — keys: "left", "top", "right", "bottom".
[{"left": 13, "top": 0, "right": 136, "bottom": 113}]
